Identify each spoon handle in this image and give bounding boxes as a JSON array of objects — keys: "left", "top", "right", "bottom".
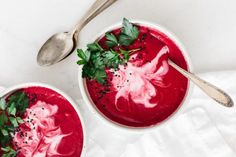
[
  {"left": 73, "top": 0, "right": 117, "bottom": 35},
  {"left": 168, "top": 59, "right": 234, "bottom": 107}
]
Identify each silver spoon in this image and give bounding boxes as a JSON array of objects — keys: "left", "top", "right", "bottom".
[
  {"left": 168, "top": 59, "right": 234, "bottom": 107},
  {"left": 37, "top": 0, "right": 117, "bottom": 66}
]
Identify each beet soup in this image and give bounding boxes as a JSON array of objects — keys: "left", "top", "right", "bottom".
[
  {"left": 0, "top": 87, "right": 84, "bottom": 157},
  {"left": 86, "top": 23, "right": 189, "bottom": 127}
]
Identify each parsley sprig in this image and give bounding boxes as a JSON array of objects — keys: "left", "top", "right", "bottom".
[
  {"left": 1, "top": 146, "right": 16, "bottom": 157},
  {"left": 105, "top": 18, "right": 139, "bottom": 47},
  {"left": 77, "top": 44, "right": 124, "bottom": 84},
  {"left": 77, "top": 18, "right": 140, "bottom": 84},
  {"left": 119, "top": 18, "right": 139, "bottom": 46},
  {"left": 105, "top": 33, "right": 118, "bottom": 48},
  {"left": 0, "top": 91, "right": 29, "bottom": 157}
]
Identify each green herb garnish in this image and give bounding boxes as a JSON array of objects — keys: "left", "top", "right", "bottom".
[
  {"left": 77, "top": 49, "right": 91, "bottom": 65},
  {"left": 78, "top": 48, "right": 124, "bottom": 84},
  {"left": 120, "top": 49, "right": 130, "bottom": 62},
  {"left": 8, "top": 91, "right": 29, "bottom": 116},
  {"left": 0, "top": 91, "right": 29, "bottom": 156},
  {"left": 1, "top": 146, "right": 16, "bottom": 157},
  {"left": 105, "top": 33, "right": 118, "bottom": 48},
  {"left": 77, "top": 18, "right": 140, "bottom": 84},
  {"left": 119, "top": 18, "right": 139, "bottom": 46},
  {"left": 105, "top": 18, "right": 139, "bottom": 48}
]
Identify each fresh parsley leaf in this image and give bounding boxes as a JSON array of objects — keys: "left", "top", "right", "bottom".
[
  {"left": 120, "top": 49, "right": 130, "bottom": 62},
  {"left": 16, "top": 117, "right": 24, "bottom": 124},
  {"left": 121, "top": 18, "right": 139, "bottom": 39},
  {"left": 102, "top": 50, "right": 124, "bottom": 69},
  {"left": 77, "top": 49, "right": 91, "bottom": 65},
  {"left": 118, "top": 34, "right": 134, "bottom": 46},
  {"left": 0, "top": 111, "right": 8, "bottom": 126},
  {"left": 9, "top": 117, "right": 18, "bottom": 128},
  {"left": 1, "top": 146, "right": 16, "bottom": 157},
  {"left": 119, "top": 18, "right": 139, "bottom": 46},
  {"left": 82, "top": 63, "right": 96, "bottom": 79},
  {"left": 92, "top": 55, "right": 105, "bottom": 70},
  {"left": 102, "top": 50, "right": 117, "bottom": 66},
  {"left": 0, "top": 98, "right": 6, "bottom": 110},
  {"left": 7, "top": 103, "right": 16, "bottom": 116},
  {"left": 94, "top": 69, "right": 107, "bottom": 84},
  {"left": 87, "top": 42, "right": 103, "bottom": 52},
  {"left": 0, "top": 132, "right": 11, "bottom": 147},
  {"left": 77, "top": 60, "right": 87, "bottom": 65},
  {"left": 8, "top": 91, "right": 29, "bottom": 115},
  {"left": 105, "top": 33, "right": 118, "bottom": 48},
  {"left": 4, "top": 125, "right": 14, "bottom": 132},
  {"left": 1, "top": 146, "right": 11, "bottom": 152},
  {"left": 1, "top": 129, "right": 9, "bottom": 136}
]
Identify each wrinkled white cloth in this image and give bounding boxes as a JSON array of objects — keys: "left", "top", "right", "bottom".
[
  {"left": 120, "top": 108, "right": 235, "bottom": 157},
  {"left": 1, "top": 71, "right": 236, "bottom": 157},
  {"left": 77, "top": 70, "right": 236, "bottom": 157}
]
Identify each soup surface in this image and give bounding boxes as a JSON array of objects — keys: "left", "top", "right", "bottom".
[
  {"left": 86, "top": 25, "right": 189, "bottom": 127},
  {"left": 0, "top": 87, "right": 84, "bottom": 157}
]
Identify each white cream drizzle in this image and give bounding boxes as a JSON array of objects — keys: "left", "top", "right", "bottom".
[
  {"left": 13, "top": 101, "right": 72, "bottom": 157},
  {"left": 111, "top": 46, "right": 169, "bottom": 109}
]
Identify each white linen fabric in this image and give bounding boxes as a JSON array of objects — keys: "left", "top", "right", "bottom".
[
  {"left": 120, "top": 108, "right": 235, "bottom": 157},
  {"left": 78, "top": 70, "right": 236, "bottom": 157}
]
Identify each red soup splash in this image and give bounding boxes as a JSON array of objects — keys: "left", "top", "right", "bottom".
[
  {"left": 3, "top": 87, "right": 84, "bottom": 157},
  {"left": 86, "top": 24, "right": 189, "bottom": 127}
]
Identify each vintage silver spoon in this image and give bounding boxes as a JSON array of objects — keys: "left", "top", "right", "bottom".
[
  {"left": 168, "top": 59, "right": 234, "bottom": 107},
  {"left": 37, "top": 0, "right": 117, "bottom": 66}
]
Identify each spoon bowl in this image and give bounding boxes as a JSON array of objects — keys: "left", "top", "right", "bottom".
[{"left": 37, "top": 32, "right": 75, "bottom": 66}]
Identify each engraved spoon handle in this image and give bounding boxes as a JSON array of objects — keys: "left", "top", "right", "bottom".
[
  {"left": 168, "top": 59, "right": 234, "bottom": 107},
  {"left": 73, "top": 0, "right": 117, "bottom": 35}
]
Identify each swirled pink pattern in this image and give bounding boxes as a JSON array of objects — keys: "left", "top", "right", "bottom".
[
  {"left": 13, "top": 101, "right": 72, "bottom": 156},
  {"left": 112, "top": 46, "right": 169, "bottom": 108}
]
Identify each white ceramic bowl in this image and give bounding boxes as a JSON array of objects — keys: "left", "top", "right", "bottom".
[
  {"left": 78, "top": 20, "right": 193, "bottom": 132},
  {"left": 0, "top": 82, "right": 86, "bottom": 156}
]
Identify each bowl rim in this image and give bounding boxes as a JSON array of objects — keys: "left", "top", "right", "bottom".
[
  {"left": 0, "top": 82, "right": 87, "bottom": 156},
  {"left": 78, "top": 19, "right": 194, "bottom": 133}
]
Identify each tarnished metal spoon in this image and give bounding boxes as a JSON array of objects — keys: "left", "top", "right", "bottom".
[
  {"left": 37, "top": 0, "right": 117, "bottom": 66},
  {"left": 168, "top": 59, "right": 234, "bottom": 107}
]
